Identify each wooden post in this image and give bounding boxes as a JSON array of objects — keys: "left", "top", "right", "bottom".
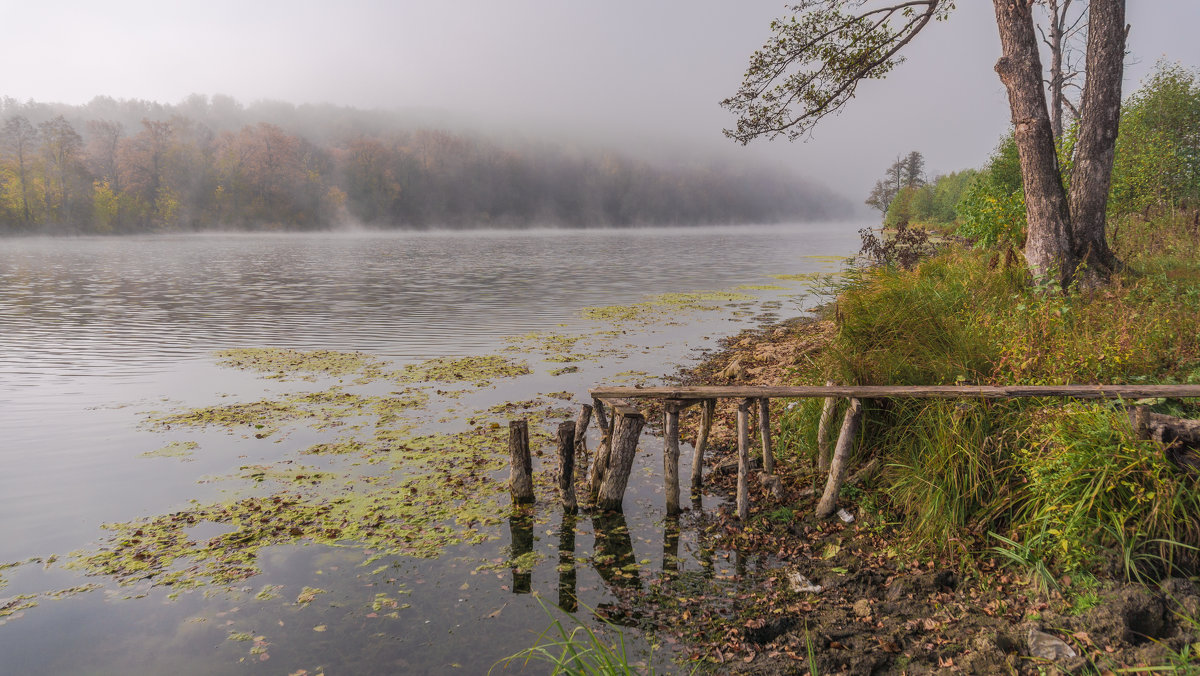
[
  {"left": 817, "top": 380, "right": 837, "bottom": 472},
  {"left": 664, "top": 404, "right": 681, "bottom": 516},
  {"left": 596, "top": 410, "right": 646, "bottom": 511},
  {"left": 736, "top": 398, "right": 752, "bottom": 520},
  {"left": 816, "top": 398, "right": 863, "bottom": 519},
  {"left": 557, "top": 421, "right": 577, "bottom": 511},
  {"left": 758, "top": 397, "right": 774, "bottom": 476},
  {"left": 690, "top": 398, "right": 715, "bottom": 493},
  {"left": 593, "top": 398, "right": 608, "bottom": 434},
  {"left": 587, "top": 408, "right": 616, "bottom": 505},
  {"left": 574, "top": 403, "right": 593, "bottom": 466},
  {"left": 509, "top": 419, "right": 534, "bottom": 505}
]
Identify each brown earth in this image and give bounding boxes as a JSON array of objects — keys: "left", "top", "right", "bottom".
[{"left": 638, "top": 318, "right": 1200, "bottom": 675}]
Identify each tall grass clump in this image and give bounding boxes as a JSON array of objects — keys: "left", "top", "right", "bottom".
[{"left": 1011, "top": 404, "right": 1200, "bottom": 579}]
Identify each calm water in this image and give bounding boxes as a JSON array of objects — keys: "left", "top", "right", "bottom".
[{"left": 0, "top": 224, "right": 859, "bottom": 674}]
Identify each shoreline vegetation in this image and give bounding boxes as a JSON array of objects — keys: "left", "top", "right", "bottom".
[{"left": 507, "top": 63, "right": 1200, "bottom": 674}]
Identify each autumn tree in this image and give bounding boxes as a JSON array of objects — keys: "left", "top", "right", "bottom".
[
  {"left": 722, "top": 0, "right": 1129, "bottom": 288},
  {"left": 2, "top": 115, "right": 39, "bottom": 223},
  {"left": 39, "top": 116, "right": 85, "bottom": 226}
]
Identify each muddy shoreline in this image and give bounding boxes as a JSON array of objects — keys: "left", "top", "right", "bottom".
[{"left": 643, "top": 316, "right": 1200, "bottom": 675}]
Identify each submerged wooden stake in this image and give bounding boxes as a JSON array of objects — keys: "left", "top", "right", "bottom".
[
  {"left": 816, "top": 398, "right": 863, "bottom": 519},
  {"left": 509, "top": 419, "right": 534, "bottom": 505},
  {"left": 557, "top": 421, "right": 577, "bottom": 511},
  {"left": 690, "top": 398, "right": 715, "bottom": 493},
  {"left": 596, "top": 410, "right": 646, "bottom": 512},
  {"left": 758, "top": 397, "right": 774, "bottom": 476},
  {"left": 663, "top": 404, "right": 681, "bottom": 516},
  {"left": 736, "top": 398, "right": 752, "bottom": 520},
  {"left": 817, "top": 381, "right": 837, "bottom": 472},
  {"left": 574, "top": 403, "right": 593, "bottom": 467},
  {"left": 587, "top": 408, "right": 616, "bottom": 505}
]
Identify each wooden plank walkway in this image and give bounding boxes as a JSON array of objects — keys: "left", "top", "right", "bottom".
[
  {"left": 590, "top": 384, "right": 1200, "bottom": 401},
  {"left": 574, "top": 384, "right": 1200, "bottom": 522}
]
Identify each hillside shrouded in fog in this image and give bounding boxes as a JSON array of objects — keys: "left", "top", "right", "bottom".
[{"left": 0, "top": 96, "right": 847, "bottom": 234}]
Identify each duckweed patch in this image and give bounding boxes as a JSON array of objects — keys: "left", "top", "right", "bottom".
[
  {"left": 583, "top": 289, "right": 756, "bottom": 324},
  {"left": 395, "top": 355, "right": 531, "bottom": 387},
  {"left": 734, "top": 284, "right": 789, "bottom": 291},
  {"left": 215, "top": 348, "right": 387, "bottom": 382},
  {"left": 141, "top": 441, "right": 199, "bottom": 460}
]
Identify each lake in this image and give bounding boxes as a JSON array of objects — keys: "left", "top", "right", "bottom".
[{"left": 0, "top": 224, "right": 859, "bottom": 674}]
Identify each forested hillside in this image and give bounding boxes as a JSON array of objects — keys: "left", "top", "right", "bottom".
[{"left": 0, "top": 95, "right": 847, "bottom": 234}]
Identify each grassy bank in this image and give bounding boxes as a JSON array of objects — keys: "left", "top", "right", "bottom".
[{"left": 778, "top": 212, "right": 1200, "bottom": 584}]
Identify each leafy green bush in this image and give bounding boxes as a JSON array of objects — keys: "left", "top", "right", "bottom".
[
  {"left": 954, "top": 134, "right": 1027, "bottom": 247},
  {"left": 1110, "top": 61, "right": 1200, "bottom": 217}
]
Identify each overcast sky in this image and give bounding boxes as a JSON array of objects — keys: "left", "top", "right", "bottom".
[{"left": 4, "top": 1, "right": 1198, "bottom": 209}]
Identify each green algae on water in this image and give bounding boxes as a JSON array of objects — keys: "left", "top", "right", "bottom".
[
  {"left": 141, "top": 441, "right": 199, "bottom": 460},
  {"left": 395, "top": 355, "right": 531, "bottom": 387},
  {"left": 215, "top": 348, "right": 387, "bottom": 382},
  {"left": 734, "top": 284, "right": 789, "bottom": 291}
]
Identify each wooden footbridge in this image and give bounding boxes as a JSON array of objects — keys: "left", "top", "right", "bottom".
[{"left": 507, "top": 384, "right": 1200, "bottom": 521}]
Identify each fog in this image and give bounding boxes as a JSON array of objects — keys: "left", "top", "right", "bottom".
[{"left": 4, "top": 1, "right": 1199, "bottom": 211}]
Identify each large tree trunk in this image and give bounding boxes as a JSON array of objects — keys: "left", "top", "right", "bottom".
[
  {"left": 1068, "top": 0, "right": 1125, "bottom": 282},
  {"left": 993, "top": 0, "right": 1075, "bottom": 287}
]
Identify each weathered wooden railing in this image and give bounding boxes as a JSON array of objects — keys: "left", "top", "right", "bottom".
[{"left": 572, "top": 384, "right": 1200, "bottom": 521}]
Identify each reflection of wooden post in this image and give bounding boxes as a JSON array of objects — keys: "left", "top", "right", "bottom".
[
  {"left": 736, "top": 398, "right": 752, "bottom": 520},
  {"left": 597, "top": 410, "right": 646, "bottom": 512},
  {"left": 557, "top": 421, "right": 577, "bottom": 511},
  {"left": 592, "top": 511, "right": 640, "bottom": 589},
  {"left": 509, "top": 511, "right": 533, "bottom": 594},
  {"left": 557, "top": 512, "right": 578, "bottom": 612},
  {"left": 690, "top": 398, "right": 715, "bottom": 493},
  {"left": 817, "top": 381, "right": 837, "bottom": 472},
  {"left": 508, "top": 420, "right": 534, "bottom": 505},
  {"left": 758, "top": 398, "right": 774, "bottom": 475},
  {"left": 816, "top": 398, "right": 863, "bottom": 519},
  {"left": 573, "top": 403, "right": 593, "bottom": 469},
  {"left": 664, "top": 404, "right": 681, "bottom": 515},
  {"left": 663, "top": 515, "right": 681, "bottom": 577},
  {"left": 587, "top": 407, "right": 616, "bottom": 505}
]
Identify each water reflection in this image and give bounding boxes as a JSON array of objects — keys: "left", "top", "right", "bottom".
[
  {"left": 557, "top": 512, "right": 578, "bottom": 612},
  {"left": 663, "top": 515, "right": 682, "bottom": 577},
  {"left": 508, "top": 509, "right": 535, "bottom": 595},
  {"left": 592, "top": 511, "right": 640, "bottom": 591}
]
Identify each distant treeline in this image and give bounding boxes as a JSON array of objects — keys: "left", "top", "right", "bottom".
[{"left": 0, "top": 95, "right": 846, "bottom": 234}]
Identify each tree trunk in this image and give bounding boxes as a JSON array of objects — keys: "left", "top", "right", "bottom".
[
  {"left": 1068, "top": 0, "right": 1125, "bottom": 282},
  {"left": 993, "top": 0, "right": 1075, "bottom": 287}
]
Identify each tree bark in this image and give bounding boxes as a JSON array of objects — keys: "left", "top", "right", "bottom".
[
  {"left": 816, "top": 399, "right": 863, "bottom": 519},
  {"left": 663, "top": 405, "right": 681, "bottom": 515},
  {"left": 690, "top": 398, "right": 715, "bottom": 493},
  {"left": 1068, "top": 0, "right": 1126, "bottom": 281},
  {"left": 736, "top": 399, "right": 752, "bottom": 520},
  {"left": 758, "top": 398, "right": 774, "bottom": 475},
  {"left": 993, "top": 0, "right": 1075, "bottom": 286},
  {"left": 508, "top": 419, "right": 534, "bottom": 505},
  {"left": 596, "top": 411, "right": 646, "bottom": 512},
  {"left": 817, "top": 381, "right": 837, "bottom": 472},
  {"left": 557, "top": 421, "right": 577, "bottom": 511}
]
